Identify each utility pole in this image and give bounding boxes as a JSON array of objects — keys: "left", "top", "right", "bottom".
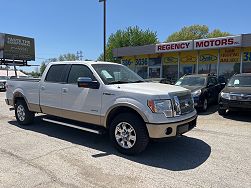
[
  {"left": 76, "top": 51, "right": 83, "bottom": 60},
  {"left": 99, "top": 0, "right": 106, "bottom": 61}
]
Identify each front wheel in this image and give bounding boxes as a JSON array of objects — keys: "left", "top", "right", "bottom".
[
  {"left": 109, "top": 113, "right": 149, "bottom": 155},
  {"left": 15, "top": 100, "right": 35, "bottom": 125},
  {"left": 218, "top": 108, "right": 227, "bottom": 116}
]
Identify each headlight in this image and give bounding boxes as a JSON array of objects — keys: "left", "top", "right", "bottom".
[
  {"left": 192, "top": 90, "right": 201, "bottom": 97},
  {"left": 147, "top": 99, "right": 173, "bottom": 117},
  {"left": 220, "top": 92, "right": 230, "bottom": 100}
]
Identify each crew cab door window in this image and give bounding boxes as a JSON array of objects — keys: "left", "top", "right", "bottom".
[
  {"left": 45, "top": 64, "right": 68, "bottom": 83},
  {"left": 67, "top": 65, "right": 96, "bottom": 84}
]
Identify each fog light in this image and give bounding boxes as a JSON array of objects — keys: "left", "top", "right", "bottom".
[{"left": 166, "top": 127, "right": 173, "bottom": 135}]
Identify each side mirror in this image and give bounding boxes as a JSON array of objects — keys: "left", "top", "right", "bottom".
[
  {"left": 77, "top": 77, "right": 100, "bottom": 89},
  {"left": 207, "top": 83, "right": 214, "bottom": 87}
]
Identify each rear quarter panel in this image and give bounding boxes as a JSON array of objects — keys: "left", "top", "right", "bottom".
[{"left": 6, "top": 79, "right": 40, "bottom": 110}]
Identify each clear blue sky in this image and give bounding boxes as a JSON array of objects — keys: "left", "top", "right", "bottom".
[{"left": 1, "top": 0, "right": 251, "bottom": 72}]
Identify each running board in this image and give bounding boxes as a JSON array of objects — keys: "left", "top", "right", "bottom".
[{"left": 42, "top": 118, "right": 104, "bottom": 135}]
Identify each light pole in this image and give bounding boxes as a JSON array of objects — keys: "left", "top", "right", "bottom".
[{"left": 99, "top": 0, "right": 106, "bottom": 61}]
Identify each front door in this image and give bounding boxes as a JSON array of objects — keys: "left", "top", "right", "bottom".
[{"left": 61, "top": 64, "right": 102, "bottom": 125}]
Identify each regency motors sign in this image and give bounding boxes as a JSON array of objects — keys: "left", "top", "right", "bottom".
[
  {"left": 0, "top": 33, "right": 35, "bottom": 61},
  {"left": 156, "top": 40, "right": 193, "bottom": 53},
  {"left": 194, "top": 35, "right": 241, "bottom": 50}
]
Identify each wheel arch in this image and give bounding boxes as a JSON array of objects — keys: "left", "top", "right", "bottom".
[
  {"left": 104, "top": 104, "right": 148, "bottom": 129},
  {"left": 13, "top": 91, "right": 30, "bottom": 110}
]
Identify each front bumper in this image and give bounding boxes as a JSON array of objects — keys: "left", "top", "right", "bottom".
[
  {"left": 219, "top": 98, "right": 251, "bottom": 110},
  {"left": 146, "top": 114, "right": 197, "bottom": 139}
]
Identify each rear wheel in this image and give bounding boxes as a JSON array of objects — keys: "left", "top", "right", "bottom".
[
  {"left": 202, "top": 99, "right": 208, "bottom": 112},
  {"left": 109, "top": 113, "right": 149, "bottom": 155},
  {"left": 15, "top": 100, "right": 35, "bottom": 125}
]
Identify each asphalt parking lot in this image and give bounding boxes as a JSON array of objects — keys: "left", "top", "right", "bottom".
[{"left": 0, "top": 91, "right": 250, "bottom": 188}]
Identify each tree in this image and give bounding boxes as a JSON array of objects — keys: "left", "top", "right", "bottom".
[
  {"left": 39, "top": 53, "right": 79, "bottom": 75},
  {"left": 58, "top": 53, "right": 78, "bottom": 61},
  {"left": 40, "top": 62, "right": 47, "bottom": 75},
  {"left": 165, "top": 25, "right": 231, "bottom": 42},
  {"left": 98, "top": 26, "right": 159, "bottom": 62},
  {"left": 207, "top": 29, "right": 231, "bottom": 38}
]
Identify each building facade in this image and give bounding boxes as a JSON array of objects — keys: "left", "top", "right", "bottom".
[{"left": 113, "top": 34, "right": 251, "bottom": 81}]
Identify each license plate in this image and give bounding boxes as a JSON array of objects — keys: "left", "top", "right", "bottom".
[{"left": 177, "top": 124, "right": 189, "bottom": 134}]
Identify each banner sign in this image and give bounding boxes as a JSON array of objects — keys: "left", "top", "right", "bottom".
[
  {"left": 162, "top": 52, "right": 178, "bottom": 64},
  {"left": 0, "top": 33, "right": 35, "bottom": 60},
  {"left": 220, "top": 48, "right": 240, "bottom": 63},
  {"left": 243, "top": 47, "right": 251, "bottom": 63},
  {"left": 199, "top": 50, "right": 218, "bottom": 64},
  {"left": 121, "top": 56, "right": 135, "bottom": 68},
  {"left": 156, "top": 40, "right": 193, "bottom": 53},
  {"left": 194, "top": 35, "right": 241, "bottom": 50},
  {"left": 180, "top": 51, "right": 197, "bottom": 64}
]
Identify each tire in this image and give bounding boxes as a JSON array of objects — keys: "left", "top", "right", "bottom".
[
  {"left": 15, "top": 100, "right": 35, "bottom": 125},
  {"left": 109, "top": 113, "right": 149, "bottom": 155},
  {"left": 202, "top": 99, "right": 208, "bottom": 112},
  {"left": 218, "top": 108, "right": 226, "bottom": 116}
]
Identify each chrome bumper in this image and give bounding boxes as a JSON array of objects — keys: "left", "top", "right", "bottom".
[{"left": 146, "top": 114, "right": 197, "bottom": 139}]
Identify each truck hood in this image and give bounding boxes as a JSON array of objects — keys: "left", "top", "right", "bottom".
[{"left": 113, "top": 82, "right": 189, "bottom": 95}]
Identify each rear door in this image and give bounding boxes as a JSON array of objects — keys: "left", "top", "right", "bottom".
[
  {"left": 40, "top": 64, "right": 70, "bottom": 116},
  {"left": 61, "top": 64, "right": 102, "bottom": 125}
]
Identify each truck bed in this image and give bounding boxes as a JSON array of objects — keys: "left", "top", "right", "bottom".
[{"left": 6, "top": 78, "right": 41, "bottom": 110}]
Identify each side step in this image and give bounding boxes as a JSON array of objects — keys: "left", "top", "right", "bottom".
[{"left": 42, "top": 118, "right": 105, "bottom": 135}]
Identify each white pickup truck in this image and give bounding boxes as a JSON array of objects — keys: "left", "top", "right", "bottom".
[{"left": 5, "top": 61, "right": 197, "bottom": 155}]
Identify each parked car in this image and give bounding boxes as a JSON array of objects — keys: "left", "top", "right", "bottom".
[
  {"left": 218, "top": 73, "right": 251, "bottom": 115},
  {"left": 175, "top": 74, "right": 222, "bottom": 111},
  {"left": 5, "top": 61, "right": 197, "bottom": 155},
  {"left": 0, "top": 76, "right": 9, "bottom": 91}
]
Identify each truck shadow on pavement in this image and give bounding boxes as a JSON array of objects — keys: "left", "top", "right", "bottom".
[
  {"left": 221, "top": 111, "right": 251, "bottom": 122},
  {"left": 197, "top": 104, "right": 218, "bottom": 115},
  {"left": 8, "top": 118, "right": 211, "bottom": 171}
]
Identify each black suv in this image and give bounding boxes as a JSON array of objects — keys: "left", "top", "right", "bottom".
[
  {"left": 175, "top": 74, "right": 222, "bottom": 111},
  {"left": 218, "top": 73, "right": 251, "bottom": 115}
]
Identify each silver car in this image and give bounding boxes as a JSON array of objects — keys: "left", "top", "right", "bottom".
[{"left": 0, "top": 76, "right": 9, "bottom": 91}]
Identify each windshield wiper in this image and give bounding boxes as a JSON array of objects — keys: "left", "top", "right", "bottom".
[{"left": 131, "top": 80, "right": 144, "bottom": 83}]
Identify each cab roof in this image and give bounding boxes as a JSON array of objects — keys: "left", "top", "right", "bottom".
[{"left": 49, "top": 61, "right": 119, "bottom": 65}]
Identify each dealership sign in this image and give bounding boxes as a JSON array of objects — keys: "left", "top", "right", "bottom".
[
  {"left": 194, "top": 35, "right": 241, "bottom": 50},
  {"left": 0, "top": 33, "right": 35, "bottom": 61},
  {"left": 156, "top": 40, "right": 193, "bottom": 53}
]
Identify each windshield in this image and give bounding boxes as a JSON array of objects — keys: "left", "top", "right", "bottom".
[
  {"left": 0, "top": 76, "right": 8, "bottom": 80},
  {"left": 227, "top": 75, "right": 251, "bottom": 87},
  {"left": 175, "top": 76, "right": 206, "bottom": 86},
  {"left": 92, "top": 64, "right": 144, "bottom": 85}
]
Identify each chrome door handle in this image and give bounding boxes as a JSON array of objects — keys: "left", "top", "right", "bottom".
[{"left": 62, "top": 88, "right": 68, "bottom": 93}]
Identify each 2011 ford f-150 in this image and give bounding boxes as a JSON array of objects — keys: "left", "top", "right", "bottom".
[{"left": 5, "top": 61, "right": 197, "bottom": 155}]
